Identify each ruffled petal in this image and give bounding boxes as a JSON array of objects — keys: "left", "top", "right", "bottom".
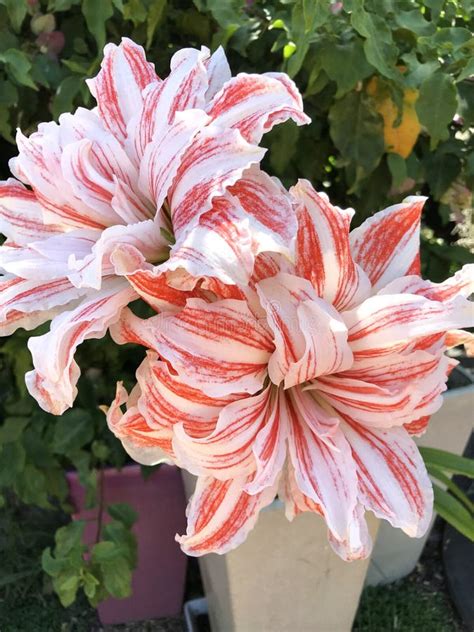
[
  {"left": 105, "top": 382, "right": 174, "bottom": 464},
  {"left": 87, "top": 37, "right": 159, "bottom": 143},
  {"left": 127, "top": 47, "right": 209, "bottom": 162},
  {"left": 177, "top": 475, "right": 277, "bottom": 556},
  {"left": 169, "top": 127, "right": 265, "bottom": 237},
  {"left": 0, "top": 276, "right": 85, "bottom": 336},
  {"left": 0, "top": 179, "right": 63, "bottom": 244},
  {"left": 25, "top": 279, "right": 136, "bottom": 414},
  {"left": 341, "top": 419, "right": 433, "bottom": 538},
  {"left": 343, "top": 293, "right": 474, "bottom": 358},
  {"left": 256, "top": 272, "right": 353, "bottom": 388},
  {"left": 285, "top": 387, "right": 359, "bottom": 542},
  {"left": 349, "top": 196, "right": 426, "bottom": 291},
  {"left": 67, "top": 220, "right": 168, "bottom": 290},
  {"left": 151, "top": 298, "right": 274, "bottom": 397},
  {"left": 205, "top": 46, "right": 231, "bottom": 101},
  {"left": 378, "top": 264, "right": 474, "bottom": 301},
  {"left": 207, "top": 72, "right": 310, "bottom": 143},
  {"left": 173, "top": 385, "right": 278, "bottom": 481},
  {"left": 292, "top": 180, "right": 371, "bottom": 310}
]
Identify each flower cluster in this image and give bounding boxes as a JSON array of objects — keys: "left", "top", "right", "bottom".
[{"left": 1, "top": 39, "right": 473, "bottom": 560}]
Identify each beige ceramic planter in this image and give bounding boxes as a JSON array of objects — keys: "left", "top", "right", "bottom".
[
  {"left": 366, "top": 384, "right": 474, "bottom": 586},
  {"left": 182, "top": 471, "right": 379, "bottom": 632}
]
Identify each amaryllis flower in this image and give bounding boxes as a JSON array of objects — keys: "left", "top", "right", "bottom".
[
  {"left": 106, "top": 182, "right": 474, "bottom": 560},
  {"left": 0, "top": 38, "right": 309, "bottom": 414}
]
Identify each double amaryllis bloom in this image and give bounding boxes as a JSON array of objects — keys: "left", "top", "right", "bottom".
[
  {"left": 1, "top": 38, "right": 473, "bottom": 561},
  {"left": 106, "top": 180, "right": 473, "bottom": 560},
  {"left": 0, "top": 38, "right": 308, "bottom": 414}
]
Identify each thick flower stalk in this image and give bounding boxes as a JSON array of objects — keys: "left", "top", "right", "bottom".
[
  {"left": 0, "top": 38, "right": 308, "bottom": 414},
  {"left": 106, "top": 182, "right": 474, "bottom": 560}
]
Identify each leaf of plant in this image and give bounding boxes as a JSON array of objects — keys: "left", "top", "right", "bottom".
[
  {"left": 146, "top": 0, "right": 166, "bottom": 48},
  {"left": 0, "top": 417, "right": 29, "bottom": 444},
  {"left": 0, "top": 107, "right": 13, "bottom": 143},
  {"left": 0, "top": 78, "right": 18, "bottom": 106},
  {"left": 82, "top": 0, "right": 114, "bottom": 51},
  {"left": 107, "top": 502, "right": 138, "bottom": 529},
  {"left": 52, "top": 76, "right": 84, "bottom": 119},
  {"left": 420, "top": 447, "right": 474, "bottom": 477},
  {"left": 53, "top": 570, "right": 82, "bottom": 607},
  {"left": 91, "top": 540, "right": 133, "bottom": 598},
  {"left": 52, "top": 409, "right": 94, "bottom": 455},
  {"left": 416, "top": 72, "right": 458, "bottom": 149},
  {"left": 387, "top": 153, "right": 407, "bottom": 189},
  {"left": 433, "top": 484, "right": 474, "bottom": 541},
  {"left": 423, "top": 151, "right": 462, "bottom": 200},
  {"left": 54, "top": 520, "right": 87, "bottom": 556},
  {"left": 427, "top": 465, "right": 474, "bottom": 514},
  {"left": 0, "top": 441, "right": 26, "bottom": 485},
  {"left": 329, "top": 91, "right": 384, "bottom": 174},
  {"left": 0, "top": 0, "right": 28, "bottom": 32},
  {"left": 320, "top": 38, "right": 373, "bottom": 98},
  {"left": 351, "top": 0, "right": 398, "bottom": 81},
  {"left": 0, "top": 49, "right": 37, "bottom": 90}
]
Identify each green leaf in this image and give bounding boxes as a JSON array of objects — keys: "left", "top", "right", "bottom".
[
  {"left": 53, "top": 570, "right": 82, "bottom": 607},
  {"left": 0, "top": 0, "right": 28, "bottom": 32},
  {"left": 83, "top": 571, "right": 100, "bottom": 600},
  {"left": 82, "top": 0, "right": 114, "bottom": 50},
  {"left": 287, "top": 0, "right": 329, "bottom": 78},
  {"left": 420, "top": 447, "right": 474, "bottom": 477},
  {"left": 416, "top": 72, "right": 458, "bottom": 149},
  {"left": 0, "top": 417, "right": 29, "bottom": 443},
  {"left": 0, "top": 79, "right": 18, "bottom": 107},
  {"left": 14, "top": 464, "right": 49, "bottom": 506},
  {"left": 0, "top": 106, "right": 13, "bottom": 143},
  {"left": 0, "top": 441, "right": 26, "bottom": 485},
  {"left": 433, "top": 485, "right": 474, "bottom": 541},
  {"left": 107, "top": 502, "right": 137, "bottom": 528},
  {"left": 52, "top": 409, "right": 94, "bottom": 455},
  {"left": 41, "top": 547, "right": 64, "bottom": 577},
  {"left": 91, "top": 540, "right": 133, "bottom": 598},
  {"left": 267, "top": 121, "right": 301, "bottom": 175},
  {"left": 123, "top": 0, "right": 147, "bottom": 26},
  {"left": 427, "top": 465, "right": 474, "bottom": 514},
  {"left": 319, "top": 38, "right": 373, "bottom": 98},
  {"left": 55, "top": 520, "right": 87, "bottom": 556},
  {"left": 387, "top": 153, "right": 407, "bottom": 189},
  {"left": 52, "top": 76, "right": 83, "bottom": 119},
  {"left": 351, "top": 0, "right": 398, "bottom": 81},
  {"left": 205, "top": 0, "right": 245, "bottom": 29},
  {"left": 423, "top": 151, "right": 462, "bottom": 200},
  {"left": 0, "top": 49, "right": 37, "bottom": 90},
  {"left": 146, "top": 0, "right": 166, "bottom": 48},
  {"left": 329, "top": 91, "right": 384, "bottom": 174}
]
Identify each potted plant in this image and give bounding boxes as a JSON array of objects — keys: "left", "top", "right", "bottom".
[{"left": 0, "top": 328, "right": 188, "bottom": 624}]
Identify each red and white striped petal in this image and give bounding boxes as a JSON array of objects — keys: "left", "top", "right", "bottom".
[
  {"left": 246, "top": 387, "right": 288, "bottom": 495},
  {"left": 14, "top": 126, "right": 110, "bottom": 231},
  {"left": 342, "top": 419, "right": 433, "bottom": 538},
  {"left": 328, "top": 503, "right": 373, "bottom": 562},
  {"left": 173, "top": 385, "right": 277, "bottom": 480},
  {"left": 286, "top": 387, "right": 358, "bottom": 542},
  {"left": 205, "top": 46, "right": 231, "bottom": 101},
  {"left": 169, "top": 127, "right": 265, "bottom": 237},
  {"left": 177, "top": 474, "right": 278, "bottom": 556},
  {"left": 153, "top": 298, "right": 274, "bottom": 397},
  {"left": 446, "top": 329, "right": 474, "bottom": 353},
  {"left": 229, "top": 166, "right": 297, "bottom": 259},
  {"left": 110, "top": 245, "right": 194, "bottom": 312},
  {"left": 207, "top": 72, "right": 310, "bottom": 144},
  {"left": 105, "top": 382, "right": 174, "bottom": 464},
  {"left": 343, "top": 293, "right": 474, "bottom": 358},
  {"left": 60, "top": 135, "right": 138, "bottom": 225},
  {"left": 161, "top": 194, "right": 255, "bottom": 287},
  {"left": 138, "top": 109, "right": 210, "bottom": 208},
  {"left": 25, "top": 279, "right": 136, "bottom": 414},
  {"left": 67, "top": 220, "right": 168, "bottom": 290},
  {"left": 87, "top": 37, "right": 159, "bottom": 143},
  {"left": 278, "top": 461, "right": 323, "bottom": 521},
  {"left": 292, "top": 180, "right": 371, "bottom": 310},
  {"left": 378, "top": 264, "right": 474, "bottom": 301},
  {"left": 349, "top": 196, "right": 426, "bottom": 292},
  {"left": 256, "top": 273, "right": 353, "bottom": 388},
  {"left": 136, "top": 351, "right": 236, "bottom": 438},
  {"left": 0, "top": 179, "right": 63, "bottom": 244},
  {"left": 0, "top": 276, "right": 85, "bottom": 336},
  {"left": 128, "top": 47, "right": 209, "bottom": 162}
]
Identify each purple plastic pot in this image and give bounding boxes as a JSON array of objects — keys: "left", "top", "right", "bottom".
[{"left": 67, "top": 464, "right": 188, "bottom": 625}]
